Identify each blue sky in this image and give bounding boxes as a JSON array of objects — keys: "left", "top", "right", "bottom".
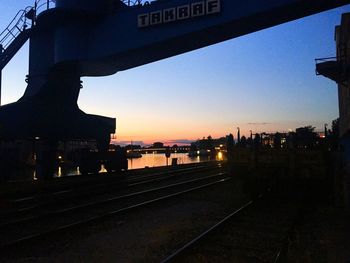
[{"left": 1, "top": 1, "right": 349, "bottom": 144}]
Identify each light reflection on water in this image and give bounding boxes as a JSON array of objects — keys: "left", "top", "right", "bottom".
[
  {"left": 128, "top": 153, "right": 213, "bottom": 170},
  {"left": 8, "top": 153, "right": 224, "bottom": 181}
]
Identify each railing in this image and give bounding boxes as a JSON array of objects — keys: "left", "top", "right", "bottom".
[
  {"left": 35, "top": 0, "right": 56, "bottom": 16},
  {"left": 315, "top": 56, "right": 338, "bottom": 63},
  {"left": 0, "top": 8, "right": 32, "bottom": 51},
  {"left": 0, "top": 0, "right": 55, "bottom": 52},
  {"left": 315, "top": 56, "right": 340, "bottom": 76}
]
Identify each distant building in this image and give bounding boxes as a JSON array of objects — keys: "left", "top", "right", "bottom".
[
  {"left": 125, "top": 144, "right": 142, "bottom": 151},
  {"left": 152, "top": 142, "right": 164, "bottom": 148}
]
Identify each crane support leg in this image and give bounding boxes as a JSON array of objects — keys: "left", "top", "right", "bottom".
[
  {"left": 0, "top": 69, "right": 2, "bottom": 107},
  {"left": 340, "top": 137, "right": 350, "bottom": 212},
  {"left": 0, "top": 66, "right": 116, "bottom": 141},
  {"left": 0, "top": 43, "right": 2, "bottom": 106},
  {"left": 0, "top": 67, "right": 116, "bottom": 179},
  {"left": 35, "top": 139, "right": 57, "bottom": 179}
]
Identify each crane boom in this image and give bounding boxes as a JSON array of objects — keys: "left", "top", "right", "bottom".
[{"left": 50, "top": 0, "right": 350, "bottom": 76}]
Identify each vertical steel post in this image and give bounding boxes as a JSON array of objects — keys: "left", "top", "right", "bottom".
[
  {"left": 33, "top": 1, "right": 37, "bottom": 26},
  {"left": 0, "top": 70, "right": 2, "bottom": 106}
]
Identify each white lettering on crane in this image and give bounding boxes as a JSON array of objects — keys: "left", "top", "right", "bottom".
[{"left": 138, "top": 0, "right": 221, "bottom": 28}]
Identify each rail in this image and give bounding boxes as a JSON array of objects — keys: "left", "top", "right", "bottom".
[
  {"left": 160, "top": 199, "right": 255, "bottom": 263},
  {"left": 159, "top": 186, "right": 309, "bottom": 263},
  {"left": 0, "top": 171, "right": 228, "bottom": 249}
]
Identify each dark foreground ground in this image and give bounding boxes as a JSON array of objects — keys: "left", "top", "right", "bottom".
[
  {"left": 287, "top": 202, "right": 350, "bottom": 263},
  {"left": 1, "top": 165, "right": 349, "bottom": 263}
]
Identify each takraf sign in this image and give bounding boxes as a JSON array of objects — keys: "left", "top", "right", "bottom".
[{"left": 138, "top": 0, "right": 221, "bottom": 28}]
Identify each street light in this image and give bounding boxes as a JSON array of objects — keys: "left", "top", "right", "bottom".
[{"left": 237, "top": 127, "right": 241, "bottom": 143}]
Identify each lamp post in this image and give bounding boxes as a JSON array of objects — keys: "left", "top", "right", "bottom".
[{"left": 237, "top": 127, "right": 241, "bottom": 143}]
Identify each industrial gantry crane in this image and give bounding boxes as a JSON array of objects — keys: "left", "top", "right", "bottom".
[{"left": 0, "top": 0, "right": 349, "bottom": 177}]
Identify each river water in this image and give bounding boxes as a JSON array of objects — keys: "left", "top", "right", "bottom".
[{"left": 128, "top": 152, "right": 221, "bottom": 170}]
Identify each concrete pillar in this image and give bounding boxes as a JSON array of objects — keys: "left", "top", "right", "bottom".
[
  {"left": 336, "top": 14, "right": 350, "bottom": 212},
  {"left": 341, "top": 136, "right": 350, "bottom": 211}
]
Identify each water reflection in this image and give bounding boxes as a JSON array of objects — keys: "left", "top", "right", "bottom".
[
  {"left": 33, "top": 170, "right": 38, "bottom": 181},
  {"left": 217, "top": 151, "right": 224, "bottom": 161},
  {"left": 128, "top": 153, "right": 204, "bottom": 169},
  {"left": 57, "top": 166, "right": 62, "bottom": 177}
]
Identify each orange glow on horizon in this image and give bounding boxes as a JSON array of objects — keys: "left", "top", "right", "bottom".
[{"left": 110, "top": 120, "right": 327, "bottom": 145}]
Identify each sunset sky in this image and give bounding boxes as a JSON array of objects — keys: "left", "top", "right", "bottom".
[{"left": 1, "top": 1, "right": 350, "bottom": 145}]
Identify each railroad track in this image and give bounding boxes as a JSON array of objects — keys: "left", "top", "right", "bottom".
[
  {"left": 1, "top": 163, "right": 221, "bottom": 215},
  {"left": 0, "top": 168, "right": 224, "bottom": 227},
  {"left": 2, "top": 162, "right": 220, "bottom": 197},
  {"left": 0, "top": 167, "right": 229, "bottom": 253},
  {"left": 161, "top": 187, "right": 306, "bottom": 263}
]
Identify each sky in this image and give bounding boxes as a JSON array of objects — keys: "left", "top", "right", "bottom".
[{"left": 1, "top": 1, "right": 350, "bottom": 145}]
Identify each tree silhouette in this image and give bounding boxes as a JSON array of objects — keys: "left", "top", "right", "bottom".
[
  {"left": 295, "top": 126, "right": 317, "bottom": 149},
  {"left": 274, "top": 132, "right": 281, "bottom": 148},
  {"left": 240, "top": 136, "right": 247, "bottom": 147},
  {"left": 254, "top": 134, "right": 261, "bottom": 148}
]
